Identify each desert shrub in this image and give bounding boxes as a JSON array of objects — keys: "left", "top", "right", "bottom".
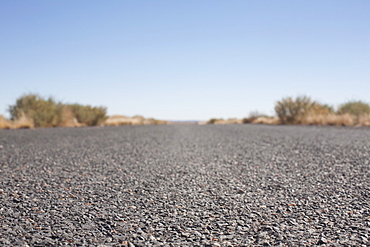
[
  {"left": 338, "top": 101, "right": 370, "bottom": 117},
  {"left": 68, "top": 104, "right": 107, "bottom": 126},
  {"left": 311, "top": 104, "right": 334, "bottom": 115},
  {"left": 9, "top": 94, "right": 63, "bottom": 128},
  {"left": 274, "top": 96, "right": 332, "bottom": 124},
  {"left": 242, "top": 118, "right": 252, "bottom": 124},
  {"left": 275, "top": 96, "right": 321, "bottom": 124},
  {"left": 207, "top": 118, "right": 220, "bottom": 124},
  {"left": 8, "top": 94, "right": 107, "bottom": 128}
]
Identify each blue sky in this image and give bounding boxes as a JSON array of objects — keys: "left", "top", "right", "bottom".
[{"left": 1, "top": 1, "right": 369, "bottom": 120}]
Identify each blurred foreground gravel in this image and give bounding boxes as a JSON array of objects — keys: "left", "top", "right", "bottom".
[{"left": 0, "top": 125, "right": 369, "bottom": 246}]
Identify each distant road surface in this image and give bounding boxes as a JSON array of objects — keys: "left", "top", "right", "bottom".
[{"left": 1, "top": 125, "right": 369, "bottom": 246}]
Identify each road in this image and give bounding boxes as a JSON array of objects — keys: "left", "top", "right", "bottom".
[{"left": 0, "top": 125, "right": 369, "bottom": 246}]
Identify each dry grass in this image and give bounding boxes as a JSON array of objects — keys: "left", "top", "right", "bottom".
[
  {"left": 301, "top": 114, "right": 355, "bottom": 126},
  {"left": 206, "top": 118, "right": 243, "bottom": 125},
  {"left": 326, "top": 114, "right": 354, "bottom": 126},
  {"left": 301, "top": 114, "right": 327, "bottom": 125},
  {"left": 0, "top": 114, "right": 34, "bottom": 129},
  {"left": 60, "top": 106, "right": 82, "bottom": 127},
  {"left": 198, "top": 121, "right": 208, "bottom": 125},
  {"left": 104, "top": 115, "right": 169, "bottom": 126},
  {"left": 0, "top": 115, "right": 12, "bottom": 129},
  {"left": 104, "top": 115, "right": 135, "bottom": 126},
  {"left": 3, "top": 112, "right": 168, "bottom": 129},
  {"left": 143, "top": 118, "right": 169, "bottom": 125},
  {"left": 205, "top": 114, "right": 369, "bottom": 127},
  {"left": 251, "top": 116, "right": 280, "bottom": 125},
  {"left": 1, "top": 108, "right": 82, "bottom": 129},
  {"left": 12, "top": 114, "right": 34, "bottom": 129},
  {"left": 358, "top": 115, "right": 370, "bottom": 126}
]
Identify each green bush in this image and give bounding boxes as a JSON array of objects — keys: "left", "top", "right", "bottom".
[
  {"left": 8, "top": 94, "right": 63, "bottom": 127},
  {"left": 68, "top": 104, "right": 107, "bottom": 126},
  {"left": 338, "top": 101, "right": 370, "bottom": 116}
]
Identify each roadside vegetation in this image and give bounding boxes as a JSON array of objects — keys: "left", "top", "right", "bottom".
[
  {"left": 4, "top": 94, "right": 107, "bottom": 128},
  {"left": 1, "top": 93, "right": 168, "bottom": 129},
  {"left": 1, "top": 93, "right": 370, "bottom": 129},
  {"left": 205, "top": 96, "right": 370, "bottom": 127},
  {"left": 104, "top": 115, "right": 169, "bottom": 126},
  {"left": 0, "top": 115, "right": 12, "bottom": 129},
  {"left": 275, "top": 97, "right": 370, "bottom": 126},
  {"left": 68, "top": 104, "right": 107, "bottom": 126}
]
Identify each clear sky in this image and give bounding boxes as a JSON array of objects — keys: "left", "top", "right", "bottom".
[{"left": 1, "top": 1, "right": 369, "bottom": 121}]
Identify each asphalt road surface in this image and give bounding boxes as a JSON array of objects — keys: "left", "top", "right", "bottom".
[{"left": 0, "top": 125, "right": 369, "bottom": 246}]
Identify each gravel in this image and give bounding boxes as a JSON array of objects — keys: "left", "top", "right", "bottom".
[{"left": 0, "top": 125, "right": 369, "bottom": 246}]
